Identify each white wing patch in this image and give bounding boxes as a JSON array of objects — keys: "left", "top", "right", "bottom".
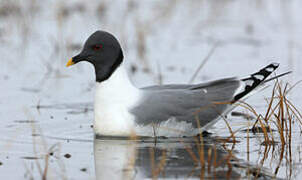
[
  {"left": 265, "top": 67, "right": 275, "bottom": 72},
  {"left": 245, "top": 79, "right": 254, "bottom": 86},
  {"left": 253, "top": 74, "right": 265, "bottom": 81}
]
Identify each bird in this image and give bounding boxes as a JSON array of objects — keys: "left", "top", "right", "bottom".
[{"left": 66, "top": 30, "right": 288, "bottom": 138}]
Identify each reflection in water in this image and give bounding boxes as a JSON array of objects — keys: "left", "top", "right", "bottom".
[
  {"left": 94, "top": 138, "right": 137, "bottom": 179},
  {"left": 94, "top": 136, "right": 273, "bottom": 179}
]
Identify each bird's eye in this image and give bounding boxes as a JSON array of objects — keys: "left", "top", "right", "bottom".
[{"left": 93, "top": 45, "right": 102, "bottom": 50}]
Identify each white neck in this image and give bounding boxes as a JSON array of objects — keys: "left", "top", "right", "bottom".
[
  {"left": 95, "top": 64, "right": 137, "bottom": 94},
  {"left": 93, "top": 63, "right": 141, "bottom": 136}
]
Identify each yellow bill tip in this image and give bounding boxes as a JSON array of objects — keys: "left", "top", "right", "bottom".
[{"left": 66, "top": 58, "right": 74, "bottom": 67}]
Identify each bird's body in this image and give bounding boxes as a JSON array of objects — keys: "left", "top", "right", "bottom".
[
  {"left": 67, "top": 30, "right": 286, "bottom": 137},
  {"left": 92, "top": 62, "right": 276, "bottom": 137}
]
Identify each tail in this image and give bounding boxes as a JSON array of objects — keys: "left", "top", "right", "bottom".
[{"left": 232, "top": 63, "right": 290, "bottom": 102}]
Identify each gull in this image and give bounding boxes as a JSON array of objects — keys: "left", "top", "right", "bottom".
[{"left": 66, "top": 30, "right": 288, "bottom": 137}]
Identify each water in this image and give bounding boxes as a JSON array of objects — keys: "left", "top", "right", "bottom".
[
  {"left": 94, "top": 137, "right": 277, "bottom": 179},
  {"left": 1, "top": 0, "right": 302, "bottom": 179}
]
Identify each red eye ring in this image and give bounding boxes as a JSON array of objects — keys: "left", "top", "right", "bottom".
[{"left": 93, "top": 45, "right": 102, "bottom": 50}]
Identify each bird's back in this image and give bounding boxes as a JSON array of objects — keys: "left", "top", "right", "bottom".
[{"left": 131, "top": 78, "right": 241, "bottom": 130}]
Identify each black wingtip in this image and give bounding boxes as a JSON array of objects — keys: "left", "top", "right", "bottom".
[
  {"left": 233, "top": 63, "right": 280, "bottom": 102},
  {"left": 268, "top": 62, "right": 279, "bottom": 70}
]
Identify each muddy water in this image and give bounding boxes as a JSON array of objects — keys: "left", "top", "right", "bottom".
[{"left": 1, "top": 0, "right": 302, "bottom": 179}]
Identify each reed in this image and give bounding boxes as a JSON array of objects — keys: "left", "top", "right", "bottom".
[{"left": 237, "top": 80, "right": 302, "bottom": 178}]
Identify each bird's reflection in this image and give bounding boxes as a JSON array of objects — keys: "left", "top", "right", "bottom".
[{"left": 93, "top": 136, "right": 243, "bottom": 179}]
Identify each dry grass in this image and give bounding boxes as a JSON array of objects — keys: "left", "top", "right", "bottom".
[
  {"left": 149, "top": 148, "right": 167, "bottom": 180},
  {"left": 188, "top": 43, "right": 218, "bottom": 84},
  {"left": 23, "top": 109, "right": 67, "bottom": 180},
  {"left": 235, "top": 80, "right": 302, "bottom": 178}
]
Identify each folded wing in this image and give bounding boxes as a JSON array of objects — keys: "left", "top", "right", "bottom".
[{"left": 130, "top": 63, "right": 280, "bottom": 129}]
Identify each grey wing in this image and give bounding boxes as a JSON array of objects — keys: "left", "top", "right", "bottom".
[
  {"left": 130, "top": 63, "right": 280, "bottom": 128},
  {"left": 141, "top": 84, "right": 195, "bottom": 90},
  {"left": 131, "top": 78, "right": 241, "bottom": 128},
  {"left": 142, "top": 77, "right": 237, "bottom": 90}
]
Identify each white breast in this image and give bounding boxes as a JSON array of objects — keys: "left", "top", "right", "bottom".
[{"left": 94, "top": 65, "right": 141, "bottom": 136}]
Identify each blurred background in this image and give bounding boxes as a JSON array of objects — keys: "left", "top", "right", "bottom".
[{"left": 0, "top": 0, "right": 301, "bottom": 179}]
